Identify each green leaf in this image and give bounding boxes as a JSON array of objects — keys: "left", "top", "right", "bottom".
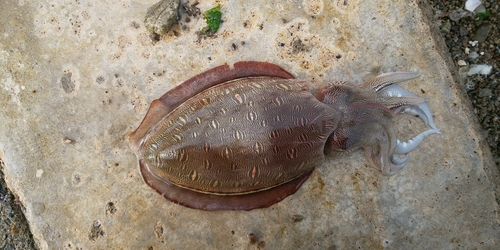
[{"left": 203, "top": 4, "right": 222, "bottom": 33}]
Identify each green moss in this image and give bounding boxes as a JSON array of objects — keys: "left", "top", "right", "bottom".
[
  {"left": 202, "top": 4, "right": 222, "bottom": 33},
  {"left": 476, "top": 11, "right": 491, "bottom": 20}
]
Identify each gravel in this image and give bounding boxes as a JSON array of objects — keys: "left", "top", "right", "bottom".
[
  {"left": 0, "top": 1, "right": 498, "bottom": 248},
  {"left": 430, "top": 0, "right": 499, "bottom": 165},
  {"left": 0, "top": 161, "right": 36, "bottom": 249}
]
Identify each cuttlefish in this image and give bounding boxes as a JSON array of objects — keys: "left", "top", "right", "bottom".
[{"left": 129, "top": 61, "right": 440, "bottom": 210}]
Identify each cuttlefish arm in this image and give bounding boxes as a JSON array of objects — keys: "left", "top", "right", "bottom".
[
  {"left": 364, "top": 72, "right": 440, "bottom": 175},
  {"left": 321, "top": 71, "right": 440, "bottom": 176}
]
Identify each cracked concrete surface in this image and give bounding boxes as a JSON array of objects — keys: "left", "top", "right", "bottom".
[{"left": 0, "top": 0, "right": 499, "bottom": 249}]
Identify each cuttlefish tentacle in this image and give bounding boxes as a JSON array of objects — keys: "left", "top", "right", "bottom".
[
  {"left": 362, "top": 121, "right": 405, "bottom": 176},
  {"left": 379, "top": 84, "right": 440, "bottom": 131},
  {"left": 391, "top": 154, "right": 409, "bottom": 166},
  {"left": 359, "top": 71, "right": 440, "bottom": 174},
  {"left": 361, "top": 71, "right": 421, "bottom": 92},
  {"left": 394, "top": 129, "right": 441, "bottom": 154},
  {"left": 365, "top": 72, "right": 438, "bottom": 129}
]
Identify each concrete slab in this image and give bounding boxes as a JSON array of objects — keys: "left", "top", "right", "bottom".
[{"left": 1, "top": 0, "right": 498, "bottom": 249}]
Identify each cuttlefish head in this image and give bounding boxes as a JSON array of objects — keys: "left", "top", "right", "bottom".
[{"left": 317, "top": 72, "right": 440, "bottom": 176}]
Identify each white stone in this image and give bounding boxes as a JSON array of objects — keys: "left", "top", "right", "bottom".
[
  {"left": 465, "top": 0, "right": 481, "bottom": 12},
  {"left": 468, "top": 64, "right": 493, "bottom": 75}
]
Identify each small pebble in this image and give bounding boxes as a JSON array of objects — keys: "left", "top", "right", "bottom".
[
  {"left": 459, "top": 26, "right": 469, "bottom": 36},
  {"left": 468, "top": 51, "right": 479, "bottom": 59},
  {"left": 144, "top": 0, "right": 180, "bottom": 40},
  {"left": 467, "top": 64, "right": 493, "bottom": 75},
  {"left": 473, "top": 23, "right": 492, "bottom": 43},
  {"left": 478, "top": 88, "right": 493, "bottom": 97}
]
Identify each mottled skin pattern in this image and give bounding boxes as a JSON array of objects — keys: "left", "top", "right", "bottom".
[
  {"left": 143, "top": 78, "right": 338, "bottom": 194},
  {"left": 129, "top": 61, "right": 439, "bottom": 210}
]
